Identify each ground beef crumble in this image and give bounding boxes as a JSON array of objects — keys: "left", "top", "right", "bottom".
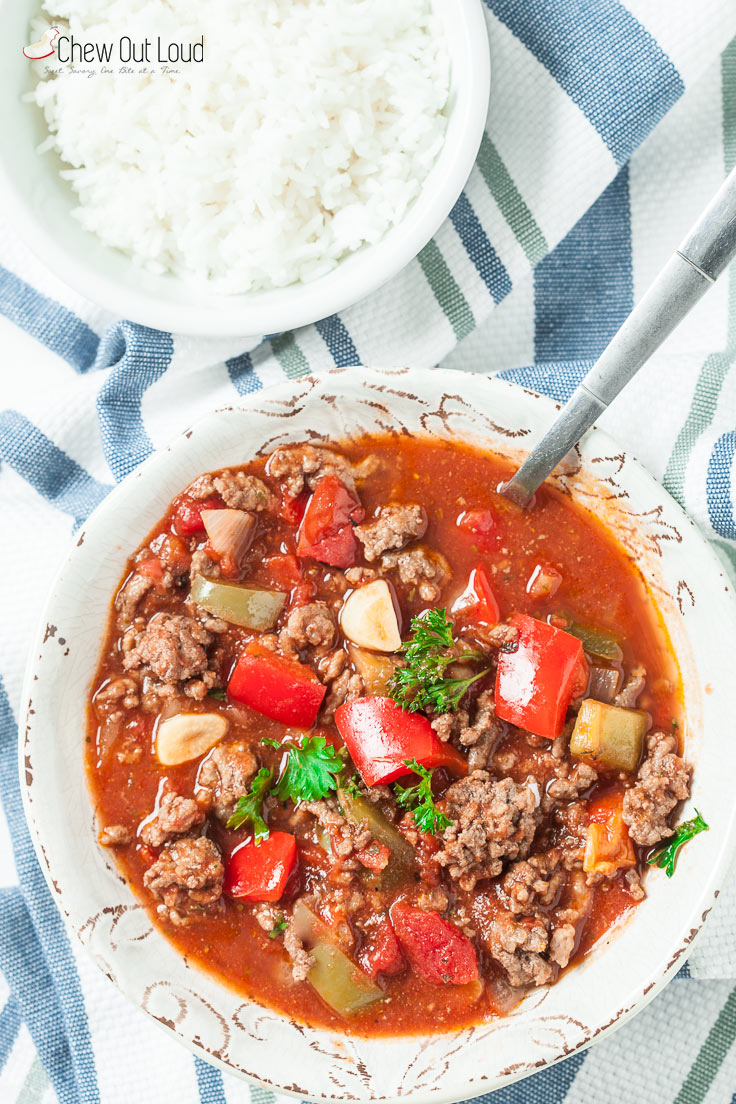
[
  {"left": 122, "top": 613, "right": 216, "bottom": 699},
  {"left": 280, "top": 601, "right": 336, "bottom": 652},
  {"left": 502, "top": 849, "right": 564, "bottom": 915},
  {"left": 380, "top": 546, "right": 450, "bottom": 603},
  {"left": 140, "top": 791, "right": 205, "bottom": 848},
  {"left": 99, "top": 824, "right": 133, "bottom": 847},
  {"left": 266, "top": 445, "right": 360, "bottom": 497},
  {"left": 437, "top": 772, "right": 541, "bottom": 891},
  {"left": 283, "top": 918, "right": 316, "bottom": 982},
  {"left": 196, "top": 743, "right": 258, "bottom": 823},
  {"left": 614, "top": 664, "right": 647, "bottom": 708},
  {"left": 188, "top": 470, "right": 272, "bottom": 512},
  {"left": 115, "top": 572, "right": 157, "bottom": 626},
  {"left": 354, "top": 504, "right": 427, "bottom": 561},
  {"left": 484, "top": 912, "right": 555, "bottom": 987},
  {"left": 622, "top": 731, "right": 691, "bottom": 846},
  {"left": 143, "top": 837, "right": 224, "bottom": 926}
]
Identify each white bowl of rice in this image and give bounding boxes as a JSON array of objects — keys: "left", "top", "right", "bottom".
[{"left": 0, "top": 0, "right": 490, "bottom": 336}]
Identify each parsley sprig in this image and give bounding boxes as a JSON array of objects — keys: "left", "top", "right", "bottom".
[
  {"left": 226, "top": 767, "right": 273, "bottom": 840},
  {"left": 394, "top": 758, "right": 452, "bottom": 834},
  {"left": 646, "top": 810, "right": 709, "bottom": 877},
  {"left": 269, "top": 917, "right": 288, "bottom": 939},
  {"left": 388, "top": 608, "right": 489, "bottom": 713},
  {"left": 264, "top": 734, "right": 347, "bottom": 803}
]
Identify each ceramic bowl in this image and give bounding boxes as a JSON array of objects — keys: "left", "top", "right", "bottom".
[
  {"left": 0, "top": 1, "right": 490, "bottom": 336},
  {"left": 20, "top": 369, "right": 736, "bottom": 1101}
]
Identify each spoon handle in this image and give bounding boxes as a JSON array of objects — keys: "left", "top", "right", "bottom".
[{"left": 502, "top": 164, "right": 736, "bottom": 506}]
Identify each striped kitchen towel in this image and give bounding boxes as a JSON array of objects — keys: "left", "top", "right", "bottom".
[{"left": 1, "top": 1, "right": 736, "bottom": 1102}]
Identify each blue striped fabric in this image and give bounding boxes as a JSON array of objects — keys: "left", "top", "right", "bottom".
[
  {"left": 315, "top": 315, "right": 361, "bottom": 367},
  {"left": 533, "top": 167, "right": 634, "bottom": 361},
  {"left": 0, "top": 995, "right": 21, "bottom": 1073},
  {"left": 194, "top": 1058, "right": 227, "bottom": 1104},
  {"left": 96, "top": 322, "right": 174, "bottom": 481},
  {"left": 449, "top": 193, "right": 513, "bottom": 302},
  {"left": 707, "top": 431, "right": 736, "bottom": 538},
  {"left": 0, "top": 411, "right": 111, "bottom": 523},
  {"left": 226, "top": 351, "right": 263, "bottom": 395},
  {"left": 485, "top": 0, "right": 685, "bottom": 165},
  {"left": 0, "top": 266, "right": 99, "bottom": 372},
  {"left": 0, "top": 680, "right": 100, "bottom": 1104},
  {"left": 466, "top": 1052, "right": 586, "bottom": 1104}
]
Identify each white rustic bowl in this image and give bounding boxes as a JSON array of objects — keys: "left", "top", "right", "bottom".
[
  {"left": 0, "top": 1, "right": 490, "bottom": 337},
  {"left": 20, "top": 369, "right": 736, "bottom": 1101}
]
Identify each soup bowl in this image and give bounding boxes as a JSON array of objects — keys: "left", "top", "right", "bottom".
[{"left": 19, "top": 368, "right": 736, "bottom": 1101}]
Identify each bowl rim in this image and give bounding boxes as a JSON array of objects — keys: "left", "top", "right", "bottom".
[
  {"left": 0, "top": 0, "right": 491, "bottom": 336},
  {"left": 18, "top": 367, "right": 736, "bottom": 1101}
]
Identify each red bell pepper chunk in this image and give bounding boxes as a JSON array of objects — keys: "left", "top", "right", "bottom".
[
  {"left": 495, "top": 613, "right": 584, "bottom": 740},
  {"left": 297, "top": 474, "right": 365, "bottom": 568},
  {"left": 136, "top": 556, "right": 164, "bottom": 582},
  {"left": 173, "top": 495, "right": 222, "bottom": 537},
  {"left": 228, "top": 642, "right": 326, "bottom": 727},
  {"left": 452, "top": 564, "right": 500, "bottom": 625},
  {"left": 360, "top": 916, "right": 406, "bottom": 979},
  {"left": 456, "top": 508, "right": 497, "bottom": 551},
  {"left": 224, "top": 832, "right": 297, "bottom": 901},
  {"left": 334, "top": 697, "right": 468, "bottom": 787},
  {"left": 389, "top": 902, "right": 478, "bottom": 985}
]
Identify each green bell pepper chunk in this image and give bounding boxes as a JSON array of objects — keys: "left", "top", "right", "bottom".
[
  {"left": 570, "top": 698, "right": 647, "bottom": 772},
  {"left": 190, "top": 574, "right": 286, "bottom": 630},
  {"left": 338, "top": 788, "right": 416, "bottom": 889},
  {"left": 291, "top": 900, "right": 383, "bottom": 1015}
]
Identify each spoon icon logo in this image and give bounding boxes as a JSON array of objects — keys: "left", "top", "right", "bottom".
[{"left": 23, "top": 26, "right": 60, "bottom": 60}]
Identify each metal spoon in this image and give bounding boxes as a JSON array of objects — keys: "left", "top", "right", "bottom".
[{"left": 501, "top": 165, "right": 736, "bottom": 507}]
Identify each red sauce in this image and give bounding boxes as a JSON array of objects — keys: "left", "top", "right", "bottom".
[{"left": 86, "top": 437, "right": 683, "bottom": 1036}]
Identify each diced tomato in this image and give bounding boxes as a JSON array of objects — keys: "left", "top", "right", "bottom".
[
  {"left": 264, "top": 554, "right": 303, "bottom": 589},
  {"left": 452, "top": 564, "right": 500, "bottom": 625},
  {"left": 360, "top": 916, "right": 406, "bottom": 979},
  {"left": 526, "top": 562, "right": 563, "bottom": 599},
  {"left": 263, "top": 554, "right": 316, "bottom": 608},
  {"left": 398, "top": 815, "right": 441, "bottom": 884},
  {"left": 584, "top": 790, "right": 636, "bottom": 875},
  {"left": 495, "top": 613, "right": 584, "bottom": 740},
  {"left": 202, "top": 540, "right": 241, "bottom": 581},
  {"left": 297, "top": 474, "right": 365, "bottom": 568},
  {"left": 224, "top": 833, "right": 297, "bottom": 901},
  {"left": 156, "top": 533, "right": 190, "bottom": 576},
  {"left": 456, "top": 508, "right": 497, "bottom": 552},
  {"left": 356, "top": 842, "right": 391, "bottom": 872},
  {"left": 136, "top": 556, "right": 164, "bottom": 582},
  {"left": 389, "top": 902, "right": 478, "bottom": 985},
  {"left": 228, "top": 642, "right": 326, "bottom": 727},
  {"left": 334, "top": 697, "right": 468, "bottom": 787},
  {"left": 173, "top": 495, "right": 222, "bottom": 537},
  {"left": 280, "top": 489, "right": 309, "bottom": 527}
]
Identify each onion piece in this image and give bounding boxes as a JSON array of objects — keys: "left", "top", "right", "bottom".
[{"left": 201, "top": 508, "right": 256, "bottom": 563}]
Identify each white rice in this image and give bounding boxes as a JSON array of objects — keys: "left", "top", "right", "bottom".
[{"left": 30, "top": 0, "right": 449, "bottom": 293}]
